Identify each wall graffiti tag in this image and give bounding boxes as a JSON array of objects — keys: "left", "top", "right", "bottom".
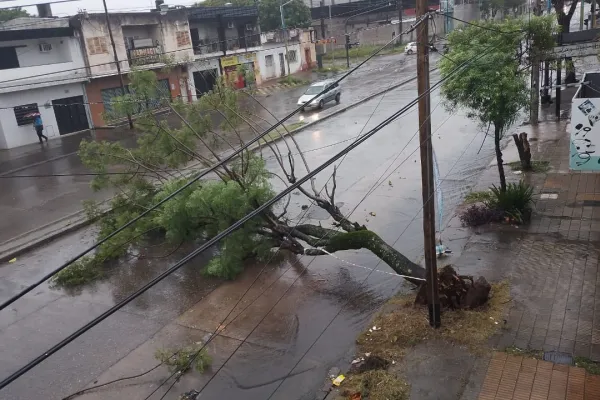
[{"left": 571, "top": 98, "right": 600, "bottom": 170}]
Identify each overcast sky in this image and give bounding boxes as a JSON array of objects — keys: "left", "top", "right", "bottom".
[{"left": 5, "top": 0, "right": 200, "bottom": 17}]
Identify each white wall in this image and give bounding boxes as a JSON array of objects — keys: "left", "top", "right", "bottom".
[
  {"left": 0, "top": 37, "right": 86, "bottom": 90},
  {"left": 257, "top": 43, "right": 302, "bottom": 82},
  {"left": 0, "top": 83, "right": 86, "bottom": 149}
]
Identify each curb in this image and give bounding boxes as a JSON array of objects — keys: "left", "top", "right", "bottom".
[{"left": 0, "top": 71, "right": 431, "bottom": 262}]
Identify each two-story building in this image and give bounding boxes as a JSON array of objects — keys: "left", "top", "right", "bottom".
[
  {"left": 70, "top": 8, "right": 194, "bottom": 127},
  {"left": 258, "top": 28, "right": 316, "bottom": 82},
  {"left": 186, "top": 5, "right": 262, "bottom": 97},
  {"left": 0, "top": 16, "right": 91, "bottom": 149}
]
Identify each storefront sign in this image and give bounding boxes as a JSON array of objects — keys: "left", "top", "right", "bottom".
[
  {"left": 571, "top": 97, "right": 600, "bottom": 170},
  {"left": 237, "top": 52, "right": 256, "bottom": 64},
  {"left": 220, "top": 55, "right": 239, "bottom": 67}
]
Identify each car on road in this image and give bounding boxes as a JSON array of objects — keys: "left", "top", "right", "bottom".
[
  {"left": 405, "top": 42, "right": 417, "bottom": 55},
  {"left": 297, "top": 80, "right": 341, "bottom": 111}
]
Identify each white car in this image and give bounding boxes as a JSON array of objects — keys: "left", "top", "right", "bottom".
[
  {"left": 297, "top": 80, "right": 341, "bottom": 111},
  {"left": 405, "top": 42, "right": 417, "bottom": 55}
]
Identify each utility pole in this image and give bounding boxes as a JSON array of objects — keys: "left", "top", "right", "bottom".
[
  {"left": 320, "top": 0, "right": 326, "bottom": 39},
  {"left": 556, "top": 58, "right": 562, "bottom": 120},
  {"left": 102, "top": 0, "right": 133, "bottom": 129},
  {"left": 397, "top": 0, "right": 403, "bottom": 36},
  {"left": 345, "top": 34, "right": 350, "bottom": 68},
  {"left": 593, "top": 0, "right": 597, "bottom": 28},
  {"left": 530, "top": 0, "right": 542, "bottom": 125},
  {"left": 280, "top": 0, "right": 292, "bottom": 75},
  {"left": 415, "top": 0, "right": 440, "bottom": 328},
  {"left": 581, "top": 0, "right": 585, "bottom": 30}
]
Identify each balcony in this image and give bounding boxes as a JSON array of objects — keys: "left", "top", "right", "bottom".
[
  {"left": 193, "top": 34, "right": 262, "bottom": 58},
  {"left": 0, "top": 61, "right": 87, "bottom": 92},
  {"left": 260, "top": 29, "right": 300, "bottom": 45},
  {"left": 128, "top": 46, "right": 162, "bottom": 66}
]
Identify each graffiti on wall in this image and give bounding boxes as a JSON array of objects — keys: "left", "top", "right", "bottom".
[{"left": 571, "top": 98, "right": 600, "bottom": 170}]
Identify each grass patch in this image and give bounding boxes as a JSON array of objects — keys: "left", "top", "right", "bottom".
[
  {"left": 263, "top": 122, "right": 306, "bottom": 143},
  {"left": 507, "top": 160, "right": 550, "bottom": 173},
  {"left": 279, "top": 75, "right": 309, "bottom": 86},
  {"left": 464, "top": 190, "right": 494, "bottom": 204},
  {"left": 339, "top": 370, "right": 410, "bottom": 400},
  {"left": 575, "top": 356, "right": 600, "bottom": 375},
  {"left": 154, "top": 343, "right": 212, "bottom": 374},
  {"left": 51, "top": 256, "right": 103, "bottom": 287},
  {"left": 286, "top": 121, "right": 306, "bottom": 131},
  {"left": 336, "top": 282, "right": 510, "bottom": 397},
  {"left": 504, "top": 346, "right": 544, "bottom": 359},
  {"left": 355, "top": 281, "right": 511, "bottom": 360}
]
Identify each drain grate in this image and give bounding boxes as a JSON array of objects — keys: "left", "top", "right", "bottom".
[{"left": 543, "top": 351, "right": 573, "bottom": 365}]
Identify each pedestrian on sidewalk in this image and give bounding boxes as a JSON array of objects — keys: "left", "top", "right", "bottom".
[{"left": 33, "top": 114, "right": 48, "bottom": 144}]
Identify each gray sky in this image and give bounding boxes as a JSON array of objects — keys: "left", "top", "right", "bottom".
[{"left": 4, "top": 0, "right": 200, "bottom": 17}]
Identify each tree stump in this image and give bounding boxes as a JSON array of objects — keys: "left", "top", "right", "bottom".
[
  {"left": 414, "top": 265, "right": 491, "bottom": 309},
  {"left": 512, "top": 132, "right": 532, "bottom": 171}
]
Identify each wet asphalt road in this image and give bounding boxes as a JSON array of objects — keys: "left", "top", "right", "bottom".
[
  {"left": 0, "top": 51, "right": 419, "bottom": 246},
  {"left": 0, "top": 60, "right": 498, "bottom": 399}
]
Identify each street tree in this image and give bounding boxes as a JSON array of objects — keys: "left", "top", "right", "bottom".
[
  {"left": 195, "top": 0, "right": 311, "bottom": 31},
  {"left": 479, "top": 0, "right": 524, "bottom": 20},
  {"left": 56, "top": 67, "right": 491, "bottom": 308},
  {"left": 0, "top": 8, "right": 28, "bottom": 22},
  {"left": 439, "top": 17, "right": 555, "bottom": 191}
]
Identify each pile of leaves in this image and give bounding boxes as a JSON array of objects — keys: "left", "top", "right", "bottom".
[
  {"left": 154, "top": 343, "right": 212, "bottom": 374},
  {"left": 460, "top": 181, "right": 534, "bottom": 227}
]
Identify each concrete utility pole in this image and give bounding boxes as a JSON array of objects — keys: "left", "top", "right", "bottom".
[
  {"left": 102, "top": 0, "right": 133, "bottom": 129},
  {"left": 415, "top": 0, "right": 440, "bottom": 328},
  {"left": 397, "top": 0, "right": 403, "bottom": 35},
  {"left": 581, "top": 0, "right": 585, "bottom": 30},
  {"left": 280, "top": 0, "right": 293, "bottom": 75},
  {"left": 556, "top": 59, "right": 562, "bottom": 120},
  {"left": 530, "top": 0, "right": 542, "bottom": 125},
  {"left": 320, "top": 0, "right": 326, "bottom": 39}
]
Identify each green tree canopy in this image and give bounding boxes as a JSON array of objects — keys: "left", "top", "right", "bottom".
[
  {"left": 195, "top": 0, "right": 311, "bottom": 31},
  {"left": 440, "top": 17, "right": 555, "bottom": 191},
  {"left": 0, "top": 8, "right": 29, "bottom": 23}
]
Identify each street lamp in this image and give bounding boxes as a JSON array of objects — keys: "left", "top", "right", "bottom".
[
  {"left": 344, "top": 3, "right": 392, "bottom": 67},
  {"left": 280, "top": 0, "right": 294, "bottom": 75}
]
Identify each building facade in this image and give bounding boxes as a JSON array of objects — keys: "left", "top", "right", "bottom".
[
  {"left": 0, "top": 17, "right": 90, "bottom": 149},
  {"left": 70, "top": 9, "right": 194, "bottom": 127}
]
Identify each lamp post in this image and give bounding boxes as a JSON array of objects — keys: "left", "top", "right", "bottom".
[
  {"left": 280, "top": 0, "right": 294, "bottom": 75},
  {"left": 344, "top": 3, "right": 392, "bottom": 68}
]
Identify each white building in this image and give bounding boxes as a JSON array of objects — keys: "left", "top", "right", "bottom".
[
  {"left": 0, "top": 17, "right": 91, "bottom": 149},
  {"left": 257, "top": 28, "right": 316, "bottom": 82}
]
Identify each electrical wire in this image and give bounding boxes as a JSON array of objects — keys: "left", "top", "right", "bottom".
[
  {"left": 263, "top": 39, "right": 506, "bottom": 400},
  {"left": 0, "top": 31, "right": 452, "bottom": 389},
  {"left": 0, "top": 16, "right": 426, "bottom": 313},
  {"left": 146, "top": 58, "right": 408, "bottom": 400}
]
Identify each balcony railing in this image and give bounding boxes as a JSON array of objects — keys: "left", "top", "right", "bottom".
[
  {"left": 128, "top": 46, "right": 162, "bottom": 66},
  {"left": 193, "top": 34, "right": 261, "bottom": 55},
  {"left": 261, "top": 29, "right": 300, "bottom": 45}
]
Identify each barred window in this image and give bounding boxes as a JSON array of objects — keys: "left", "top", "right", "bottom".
[{"left": 87, "top": 37, "right": 108, "bottom": 55}]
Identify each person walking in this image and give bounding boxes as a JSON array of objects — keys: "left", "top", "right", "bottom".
[{"left": 33, "top": 114, "right": 48, "bottom": 144}]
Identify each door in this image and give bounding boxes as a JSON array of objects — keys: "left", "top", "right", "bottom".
[
  {"left": 279, "top": 53, "right": 286, "bottom": 77},
  {"left": 52, "top": 96, "right": 89, "bottom": 135},
  {"left": 193, "top": 69, "right": 217, "bottom": 96},
  {"left": 265, "top": 55, "right": 276, "bottom": 79},
  {"left": 304, "top": 48, "right": 312, "bottom": 68}
]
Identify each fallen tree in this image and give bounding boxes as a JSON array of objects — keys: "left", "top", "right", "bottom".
[{"left": 56, "top": 68, "right": 484, "bottom": 307}]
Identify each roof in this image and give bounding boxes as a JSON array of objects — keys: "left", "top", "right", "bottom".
[
  {"left": 187, "top": 5, "right": 259, "bottom": 21},
  {"left": 0, "top": 17, "right": 73, "bottom": 41}
]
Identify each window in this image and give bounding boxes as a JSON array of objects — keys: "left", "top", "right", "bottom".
[
  {"left": 0, "top": 47, "right": 19, "bottom": 70},
  {"left": 265, "top": 54, "right": 274, "bottom": 67},
  {"left": 87, "top": 37, "right": 108, "bottom": 55},
  {"left": 101, "top": 79, "right": 170, "bottom": 119},
  {"left": 14, "top": 104, "right": 39, "bottom": 126},
  {"left": 287, "top": 50, "right": 297, "bottom": 63},
  {"left": 176, "top": 31, "right": 191, "bottom": 48}
]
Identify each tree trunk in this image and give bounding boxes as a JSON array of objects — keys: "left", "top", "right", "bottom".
[
  {"left": 494, "top": 124, "right": 507, "bottom": 192},
  {"left": 303, "top": 229, "right": 426, "bottom": 279},
  {"left": 512, "top": 132, "right": 532, "bottom": 170}
]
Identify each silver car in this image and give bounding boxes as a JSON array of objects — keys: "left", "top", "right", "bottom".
[{"left": 297, "top": 80, "right": 341, "bottom": 111}]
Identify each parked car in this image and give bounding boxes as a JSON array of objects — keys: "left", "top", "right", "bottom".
[
  {"left": 297, "top": 80, "right": 341, "bottom": 110},
  {"left": 405, "top": 42, "right": 417, "bottom": 55}
]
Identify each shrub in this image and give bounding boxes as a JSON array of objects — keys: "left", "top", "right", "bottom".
[
  {"left": 51, "top": 256, "right": 103, "bottom": 287},
  {"left": 487, "top": 181, "right": 534, "bottom": 218},
  {"left": 155, "top": 343, "right": 212, "bottom": 374},
  {"left": 459, "top": 204, "right": 503, "bottom": 227}
]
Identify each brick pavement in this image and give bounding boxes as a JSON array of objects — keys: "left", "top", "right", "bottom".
[{"left": 478, "top": 352, "right": 600, "bottom": 400}]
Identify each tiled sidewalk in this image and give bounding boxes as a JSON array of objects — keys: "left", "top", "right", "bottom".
[{"left": 478, "top": 352, "right": 600, "bottom": 400}]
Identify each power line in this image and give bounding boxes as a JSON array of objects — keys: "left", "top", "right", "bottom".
[
  {"left": 0, "top": 20, "right": 425, "bottom": 312},
  {"left": 149, "top": 61, "right": 408, "bottom": 400},
  {"left": 0, "top": 47, "right": 433, "bottom": 390},
  {"left": 263, "top": 40, "right": 505, "bottom": 399}
]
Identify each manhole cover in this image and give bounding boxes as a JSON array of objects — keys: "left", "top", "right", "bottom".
[{"left": 543, "top": 351, "right": 573, "bottom": 365}]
